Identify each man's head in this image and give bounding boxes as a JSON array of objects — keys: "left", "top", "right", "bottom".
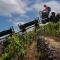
[{"left": 44, "top": 4, "right": 47, "bottom": 7}]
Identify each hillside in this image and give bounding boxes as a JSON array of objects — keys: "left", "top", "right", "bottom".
[{"left": 0, "top": 20, "right": 60, "bottom": 60}]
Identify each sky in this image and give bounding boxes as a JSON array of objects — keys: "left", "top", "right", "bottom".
[{"left": 0, "top": 0, "right": 60, "bottom": 32}]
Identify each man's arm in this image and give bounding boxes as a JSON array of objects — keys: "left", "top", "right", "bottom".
[{"left": 42, "top": 7, "right": 48, "bottom": 12}]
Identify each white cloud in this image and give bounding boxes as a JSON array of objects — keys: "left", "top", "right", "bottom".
[
  {"left": 13, "top": 21, "right": 25, "bottom": 26},
  {"left": 11, "top": 0, "right": 60, "bottom": 32},
  {"left": 9, "top": 17, "right": 26, "bottom": 32},
  {"left": 13, "top": 21, "right": 25, "bottom": 32},
  {"left": 0, "top": 0, "right": 60, "bottom": 32},
  {"left": 32, "top": 3, "right": 43, "bottom": 12},
  {"left": 0, "top": 0, "right": 29, "bottom": 16},
  {"left": 32, "top": 1, "right": 60, "bottom": 13},
  {"left": 0, "top": 0, "right": 60, "bottom": 16},
  {"left": 46, "top": 1, "right": 60, "bottom": 13}
]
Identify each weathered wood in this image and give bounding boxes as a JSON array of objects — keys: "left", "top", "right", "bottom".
[
  {"left": 18, "top": 19, "right": 39, "bottom": 32},
  {"left": 0, "top": 28, "right": 13, "bottom": 37},
  {"left": 19, "top": 20, "right": 38, "bottom": 29}
]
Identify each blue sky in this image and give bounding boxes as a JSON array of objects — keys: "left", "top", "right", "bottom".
[{"left": 0, "top": 0, "right": 60, "bottom": 32}]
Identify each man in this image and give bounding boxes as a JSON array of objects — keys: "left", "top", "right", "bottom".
[
  {"left": 42, "top": 4, "right": 51, "bottom": 19},
  {"left": 41, "top": 4, "right": 51, "bottom": 24},
  {"left": 43, "top": 5, "right": 51, "bottom": 13}
]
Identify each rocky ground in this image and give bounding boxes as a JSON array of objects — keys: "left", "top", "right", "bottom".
[
  {"left": 44, "top": 36, "right": 60, "bottom": 60},
  {"left": 0, "top": 36, "right": 60, "bottom": 60}
]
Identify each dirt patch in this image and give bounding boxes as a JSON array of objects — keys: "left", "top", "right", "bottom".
[
  {"left": 26, "top": 41, "right": 38, "bottom": 60},
  {"left": 44, "top": 36, "right": 60, "bottom": 60}
]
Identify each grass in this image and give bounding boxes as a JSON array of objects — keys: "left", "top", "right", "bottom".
[{"left": 0, "top": 20, "right": 60, "bottom": 60}]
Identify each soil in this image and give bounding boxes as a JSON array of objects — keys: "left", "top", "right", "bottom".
[
  {"left": 44, "top": 36, "right": 60, "bottom": 60},
  {"left": 26, "top": 41, "right": 38, "bottom": 60},
  {"left": 0, "top": 36, "right": 60, "bottom": 60},
  {"left": 26, "top": 36, "right": 60, "bottom": 60}
]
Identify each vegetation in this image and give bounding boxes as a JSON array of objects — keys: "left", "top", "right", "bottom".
[
  {"left": 0, "top": 20, "right": 60, "bottom": 60},
  {"left": 44, "top": 20, "right": 60, "bottom": 36},
  {"left": 0, "top": 31, "right": 36, "bottom": 60}
]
